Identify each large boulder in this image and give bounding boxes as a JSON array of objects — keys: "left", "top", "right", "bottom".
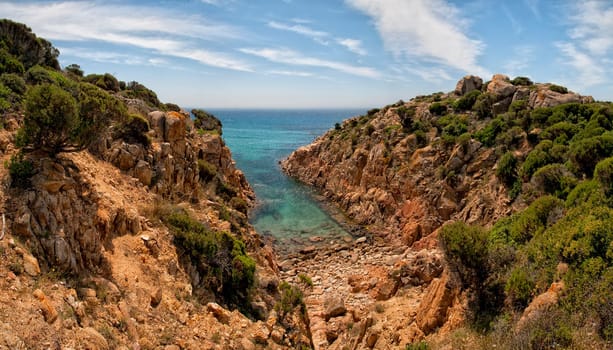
[
  {"left": 164, "top": 111, "right": 187, "bottom": 143},
  {"left": 454, "top": 75, "right": 483, "bottom": 96},
  {"left": 487, "top": 74, "right": 517, "bottom": 99},
  {"left": 528, "top": 85, "right": 593, "bottom": 108}
]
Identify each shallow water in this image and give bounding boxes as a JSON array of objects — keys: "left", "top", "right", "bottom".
[{"left": 212, "top": 109, "right": 364, "bottom": 246}]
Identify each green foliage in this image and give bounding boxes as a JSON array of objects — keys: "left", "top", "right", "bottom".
[
  {"left": 78, "top": 82, "right": 127, "bottom": 145},
  {"left": 298, "top": 273, "right": 313, "bottom": 287},
  {"left": 115, "top": 113, "right": 150, "bottom": 146},
  {"left": 20, "top": 83, "right": 78, "bottom": 155},
  {"left": 275, "top": 281, "right": 305, "bottom": 320},
  {"left": 0, "top": 82, "right": 10, "bottom": 111},
  {"left": 569, "top": 132, "right": 613, "bottom": 176},
  {"left": 397, "top": 105, "right": 416, "bottom": 131},
  {"left": 216, "top": 181, "right": 238, "bottom": 201},
  {"left": 25, "top": 65, "right": 54, "bottom": 85},
  {"left": 0, "top": 47, "right": 25, "bottom": 74},
  {"left": 1, "top": 73, "right": 26, "bottom": 95},
  {"left": 474, "top": 116, "right": 508, "bottom": 146},
  {"left": 64, "top": 63, "right": 83, "bottom": 77},
  {"left": 440, "top": 221, "right": 488, "bottom": 285},
  {"left": 334, "top": 122, "right": 341, "bottom": 130},
  {"left": 473, "top": 92, "right": 494, "bottom": 119},
  {"left": 428, "top": 102, "right": 447, "bottom": 116},
  {"left": 405, "top": 341, "right": 429, "bottom": 350},
  {"left": 83, "top": 73, "right": 120, "bottom": 92},
  {"left": 504, "top": 268, "right": 535, "bottom": 309},
  {"left": 192, "top": 109, "right": 222, "bottom": 135},
  {"left": 229, "top": 196, "right": 248, "bottom": 214},
  {"left": 521, "top": 148, "right": 552, "bottom": 180},
  {"left": 531, "top": 163, "right": 577, "bottom": 198},
  {"left": 453, "top": 90, "right": 481, "bottom": 111},
  {"left": 496, "top": 151, "right": 518, "bottom": 187},
  {"left": 5, "top": 153, "right": 34, "bottom": 188},
  {"left": 120, "top": 81, "right": 161, "bottom": 107},
  {"left": 510, "top": 196, "right": 564, "bottom": 243},
  {"left": 510, "top": 76, "right": 533, "bottom": 86},
  {"left": 0, "top": 19, "right": 60, "bottom": 70},
  {"left": 565, "top": 180, "right": 606, "bottom": 208},
  {"left": 549, "top": 84, "right": 568, "bottom": 94},
  {"left": 198, "top": 159, "right": 217, "bottom": 182},
  {"left": 508, "top": 99, "right": 528, "bottom": 116},
  {"left": 595, "top": 156, "right": 613, "bottom": 195},
  {"left": 165, "top": 210, "right": 255, "bottom": 309}
]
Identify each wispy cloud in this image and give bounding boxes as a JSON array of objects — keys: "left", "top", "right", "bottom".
[
  {"left": 524, "top": 0, "right": 541, "bottom": 19},
  {"left": 556, "top": 0, "right": 613, "bottom": 87},
  {"left": 503, "top": 45, "right": 534, "bottom": 77},
  {"left": 502, "top": 4, "right": 523, "bottom": 35},
  {"left": 345, "top": 0, "right": 487, "bottom": 77},
  {"left": 0, "top": 1, "right": 252, "bottom": 72},
  {"left": 240, "top": 48, "right": 380, "bottom": 78},
  {"left": 269, "top": 70, "right": 314, "bottom": 77},
  {"left": 267, "top": 20, "right": 329, "bottom": 44},
  {"left": 337, "top": 38, "right": 367, "bottom": 56},
  {"left": 555, "top": 42, "right": 605, "bottom": 86}
]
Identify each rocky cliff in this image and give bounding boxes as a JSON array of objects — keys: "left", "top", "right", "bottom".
[
  {"left": 281, "top": 74, "right": 612, "bottom": 349},
  {"left": 0, "top": 20, "right": 310, "bottom": 349}
]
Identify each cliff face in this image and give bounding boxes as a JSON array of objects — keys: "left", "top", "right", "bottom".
[
  {"left": 0, "top": 20, "right": 310, "bottom": 349},
  {"left": 280, "top": 74, "right": 603, "bottom": 347},
  {"left": 282, "top": 74, "right": 593, "bottom": 245}
]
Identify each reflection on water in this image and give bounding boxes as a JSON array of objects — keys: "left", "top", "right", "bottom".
[{"left": 213, "top": 109, "right": 363, "bottom": 246}]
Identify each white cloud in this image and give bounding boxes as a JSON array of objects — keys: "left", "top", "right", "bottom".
[
  {"left": 337, "top": 38, "right": 367, "bottom": 56},
  {"left": 345, "top": 0, "right": 487, "bottom": 77},
  {"left": 524, "top": 0, "right": 541, "bottom": 19},
  {"left": 268, "top": 21, "right": 328, "bottom": 39},
  {"left": 567, "top": 0, "right": 613, "bottom": 56},
  {"left": 240, "top": 48, "right": 380, "bottom": 78},
  {"left": 555, "top": 42, "right": 605, "bottom": 87},
  {"left": 503, "top": 46, "right": 534, "bottom": 77},
  {"left": 0, "top": 1, "right": 252, "bottom": 72},
  {"left": 556, "top": 1, "right": 613, "bottom": 88},
  {"left": 269, "top": 70, "right": 314, "bottom": 77}
]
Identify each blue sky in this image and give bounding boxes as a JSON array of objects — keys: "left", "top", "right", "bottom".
[{"left": 1, "top": 0, "right": 612, "bottom": 108}]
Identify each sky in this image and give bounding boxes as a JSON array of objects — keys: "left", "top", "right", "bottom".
[{"left": 1, "top": 0, "right": 612, "bottom": 109}]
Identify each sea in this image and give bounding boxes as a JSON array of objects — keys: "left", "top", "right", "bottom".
[{"left": 210, "top": 109, "right": 365, "bottom": 248}]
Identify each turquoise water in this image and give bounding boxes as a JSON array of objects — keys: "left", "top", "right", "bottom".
[{"left": 211, "top": 109, "right": 364, "bottom": 245}]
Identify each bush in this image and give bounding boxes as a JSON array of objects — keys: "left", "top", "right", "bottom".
[
  {"left": 405, "top": 341, "right": 429, "bottom": 350},
  {"left": 83, "top": 73, "right": 120, "bottom": 92},
  {"left": 440, "top": 221, "right": 489, "bottom": 285},
  {"left": 531, "top": 163, "right": 577, "bottom": 198},
  {"left": 165, "top": 210, "right": 255, "bottom": 308},
  {"left": 521, "top": 149, "right": 552, "bottom": 180},
  {"left": 275, "top": 281, "right": 305, "bottom": 320},
  {"left": 192, "top": 109, "right": 222, "bottom": 135},
  {"left": 5, "top": 153, "right": 34, "bottom": 188},
  {"left": 198, "top": 159, "right": 217, "bottom": 182},
  {"left": 216, "top": 181, "right": 238, "bottom": 201},
  {"left": 509, "top": 195, "right": 564, "bottom": 243},
  {"left": 229, "top": 196, "right": 248, "bottom": 214},
  {"left": 397, "top": 106, "right": 416, "bottom": 131},
  {"left": 0, "top": 47, "right": 24, "bottom": 74},
  {"left": 116, "top": 114, "right": 150, "bottom": 146},
  {"left": 19, "top": 83, "right": 79, "bottom": 155},
  {"left": 454, "top": 90, "right": 481, "bottom": 111},
  {"left": 428, "top": 102, "right": 447, "bottom": 116},
  {"left": 475, "top": 116, "right": 507, "bottom": 146},
  {"left": 510, "top": 76, "right": 533, "bottom": 86},
  {"left": 595, "top": 157, "right": 613, "bottom": 195},
  {"left": 505, "top": 268, "right": 535, "bottom": 309},
  {"left": 496, "top": 151, "right": 518, "bottom": 187},
  {"left": 120, "top": 81, "right": 161, "bottom": 108},
  {"left": 474, "top": 93, "right": 494, "bottom": 119},
  {"left": 569, "top": 133, "right": 613, "bottom": 176},
  {"left": 78, "top": 82, "right": 127, "bottom": 144},
  {"left": 0, "top": 73, "right": 26, "bottom": 95},
  {"left": 549, "top": 84, "right": 568, "bottom": 94}
]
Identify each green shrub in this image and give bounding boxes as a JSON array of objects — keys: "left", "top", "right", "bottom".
[
  {"left": 298, "top": 273, "right": 313, "bottom": 287},
  {"left": 275, "top": 281, "right": 305, "bottom": 319},
  {"left": 505, "top": 268, "right": 535, "bottom": 309},
  {"left": 508, "top": 99, "right": 528, "bottom": 116},
  {"left": 25, "top": 65, "right": 55, "bottom": 85},
  {"left": 509, "top": 195, "right": 564, "bottom": 243},
  {"left": 5, "top": 153, "right": 34, "bottom": 188},
  {"left": 397, "top": 105, "right": 416, "bottom": 131},
  {"left": 115, "top": 114, "right": 150, "bottom": 146},
  {"left": 565, "top": 180, "right": 605, "bottom": 208},
  {"left": 521, "top": 148, "right": 552, "bottom": 180},
  {"left": 198, "top": 159, "right": 217, "bottom": 182},
  {"left": 192, "top": 109, "right": 222, "bottom": 135},
  {"left": 0, "top": 47, "right": 25, "bottom": 74},
  {"left": 474, "top": 93, "right": 494, "bottom": 119},
  {"left": 83, "top": 73, "right": 120, "bottom": 92},
  {"left": 165, "top": 210, "right": 255, "bottom": 308},
  {"left": 64, "top": 63, "right": 83, "bottom": 77},
  {"left": 229, "top": 196, "right": 248, "bottom": 214},
  {"left": 510, "top": 76, "right": 533, "bottom": 86},
  {"left": 19, "top": 83, "right": 79, "bottom": 155},
  {"left": 120, "top": 81, "right": 161, "bottom": 108},
  {"left": 454, "top": 90, "right": 481, "bottom": 111},
  {"left": 531, "top": 163, "right": 577, "bottom": 198},
  {"left": 1, "top": 73, "right": 26, "bottom": 95},
  {"left": 79, "top": 82, "right": 127, "bottom": 145},
  {"left": 529, "top": 107, "right": 554, "bottom": 128},
  {"left": 216, "top": 181, "right": 238, "bottom": 201},
  {"left": 440, "top": 221, "right": 489, "bottom": 285},
  {"left": 595, "top": 157, "right": 613, "bottom": 195},
  {"left": 496, "top": 151, "right": 518, "bottom": 187},
  {"left": 549, "top": 84, "right": 568, "bottom": 94},
  {"left": 540, "top": 121, "right": 579, "bottom": 144},
  {"left": 475, "top": 116, "right": 507, "bottom": 146},
  {"left": 428, "top": 102, "right": 447, "bottom": 116},
  {"left": 405, "top": 341, "right": 429, "bottom": 350},
  {"left": 569, "top": 133, "right": 613, "bottom": 176}
]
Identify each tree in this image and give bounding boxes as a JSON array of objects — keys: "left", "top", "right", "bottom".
[
  {"left": 18, "top": 83, "right": 78, "bottom": 155},
  {"left": 65, "top": 63, "right": 83, "bottom": 77}
]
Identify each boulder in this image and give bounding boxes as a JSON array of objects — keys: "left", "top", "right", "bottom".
[
  {"left": 134, "top": 160, "right": 153, "bottom": 186},
  {"left": 415, "top": 270, "right": 460, "bottom": 334},
  {"left": 528, "top": 86, "right": 589, "bottom": 108},
  {"left": 487, "top": 73, "right": 516, "bottom": 99},
  {"left": 454, "top": 75, "right": 483, "bottom": 96},
  {"left": 32, "top": 289, "right": 58, "bottom": 324},
  {"left": 207, "top": 302, "right": 231, "bottom": 324},
  {"left": 147, "top": 111, "right": 166, "bottom": 138},
  {"left": 324, "top": 296, "right": 347, "bottom": 321},
  {"left": 516, "top": 281, "right": 564, "bottom": 331},
  {"left": 77, "top": 327, "right": 109, "bottom": 350},
  {"left": 164, "top": 111, "right": 186, "bottom": 143}
]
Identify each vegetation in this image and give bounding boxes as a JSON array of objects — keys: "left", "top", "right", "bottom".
[
  {"left": 275, "top": 281, "right": 306, "bottom": 320},
  {"left": 5, "top": 153, "right": 35, "bottom": 188},
  {"left": 164, "top": 209, "right": 255, "bottom": 310}
]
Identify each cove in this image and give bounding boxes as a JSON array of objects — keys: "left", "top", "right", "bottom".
[{"left": 212, "top": 109, "right": 364, "bottom": 249}]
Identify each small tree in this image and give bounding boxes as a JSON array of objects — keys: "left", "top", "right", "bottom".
[{"left": 18, "top": 83, "right": 78, "bottom": 155}]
